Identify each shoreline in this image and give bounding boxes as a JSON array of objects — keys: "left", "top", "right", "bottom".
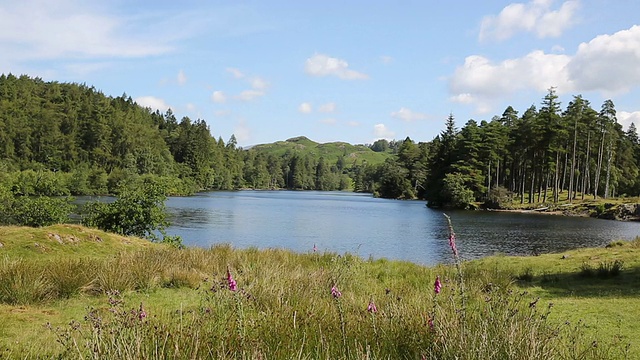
[{"left": 485, "top": 202, "right": 640, "bottom": 222}]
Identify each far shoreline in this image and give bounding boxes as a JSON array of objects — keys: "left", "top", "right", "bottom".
[{"left": 483, "top": 202, "right": 640, "bottom": 222}]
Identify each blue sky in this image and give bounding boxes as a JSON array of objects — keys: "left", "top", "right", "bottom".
[{"left": 2, "top": 0, "right": 640, "bottom": 147}]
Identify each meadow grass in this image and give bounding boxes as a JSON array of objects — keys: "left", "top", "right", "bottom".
[{"left": 0, "top": 224, "right": 638, "bottom": 359}]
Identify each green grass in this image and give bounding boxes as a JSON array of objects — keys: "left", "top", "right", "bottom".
[
  {"left": 473, "top": 239, "right": 640, "bottom": 354},
  {"left": 1, "top": 225, "right": 638, "bottom": 358},
  {"left": 0, "top": 224, "right": 160, "bottom": 259},
  {"left": 249, "top": 136, "right": 392, "bottom": 168}
]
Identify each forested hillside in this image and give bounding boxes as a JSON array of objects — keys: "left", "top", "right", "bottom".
[
  {"left": 0, "top": 74, "right": 390, "bottom": 195},
  {"left": 376, "top": 88, "right": 640, "bottom": 207},
  {"left": 3, "top": 76, "right": 637, "bottom": 204}
]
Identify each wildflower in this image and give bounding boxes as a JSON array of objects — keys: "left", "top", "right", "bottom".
[
  {"left": 427, "top": 317, "right": 434, "bottom": 331},
  {"left": 313, "top": 243, "right": 317, "bottom": 252},
  {"left": 331, "top": 285, "right": 342, "bottom": 299},
  {"left": 367, "top": 300, "right": 378, "bottom": 313},
  {"left": 138, "top": 303, "right": 147, "bottom": 321},
  {"left": 226, "top": 267, "right": 238, "bottom": 291},
  {"left": 448, "top": 231, "right": 458, "bottom": 257},
  {"left": 434, "top": 276, "right": 442, "bottom": 294}
]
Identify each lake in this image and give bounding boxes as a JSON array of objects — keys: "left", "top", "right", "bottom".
[{"left": 162, "top": 191, "right": 640, "bottom": 266}]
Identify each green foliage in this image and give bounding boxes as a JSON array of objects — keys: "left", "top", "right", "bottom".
[
  {"left": 82, "top": 180, "right": 169, "bottom": 240},
  {"left": 9, "top": 196, "right": 74, "bottom": 227},
  {"left": 442, "top": 173, "right": 475, "bottom": 209},
  {"left": 368, "top": 93, "right": 640, "bottom": 205},
  {"left": 1, "top": 225, "right": 638, "bottom": 358},
  {"left": 374, "top": 159, "right": 416, "bottom": 199},
  {"left": 484, "top": 186, "right": 514, "bottom": 209}
]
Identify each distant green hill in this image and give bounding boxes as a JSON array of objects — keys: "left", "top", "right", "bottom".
[{"left": 248, "top": 136, "right": 392, "bottom": 168}]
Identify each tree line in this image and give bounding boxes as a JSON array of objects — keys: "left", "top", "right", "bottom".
[
  {"left": 0, "top": 74, "right": 377, "bottom": 197},
  {"left": 365, "top": 88, "right": 640, "bottom": 207},
  {"left": 2, "top": 75, "right": 638, "bottom": 208}
]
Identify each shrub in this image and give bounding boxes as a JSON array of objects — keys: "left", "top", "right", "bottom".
[
  {"left": 82, "top": 179, "right": 169, "bottom": 240},
  {"left": 483, "top": 186, "right": 514, "bottom": 209},
  {"left": 442, "top": 173, "right": 475, "bottom": 209},
  {"left": 10, "top": 196, "right": 74, "bottom": 227}
]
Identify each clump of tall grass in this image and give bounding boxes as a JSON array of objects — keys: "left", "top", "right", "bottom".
[
  {"left": 0, "top": 256, "right": 53, "bottom": 304},
  {"left": 579, "top": 260, "right": 624, "bottom": 279}
]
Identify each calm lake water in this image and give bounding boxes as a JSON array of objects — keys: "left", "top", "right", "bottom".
[{"left": 162, "top": 191, "right": 640, "bottom": 266}]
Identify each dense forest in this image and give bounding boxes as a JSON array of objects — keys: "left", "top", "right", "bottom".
[
  {"left": 1, "top": 75, "right": 639, "bottom": 208},
  {"left": 392, "top": 88, "right": 640, "bottom": 208},
  {"left": 0, "top": 74, "right": 388, "bottom": 196}
]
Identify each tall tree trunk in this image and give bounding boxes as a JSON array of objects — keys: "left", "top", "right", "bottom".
[
  {"left": 582, "top": 132, "right": 591, "bottom": 200},
  {"left": 520, "top": 163, "right": 525, "bottom": 204},
  {"left": 553, "top": 151, "right": 560, "bottom": 204},
  {"left": 594, "top": 129, "right": 605, "bottom": 198},
  {"left": 604, "top": 135, "right": 613, "bottom": 198},
  {"left": 529, "top": 154, "right": 535, "bottom": 204},
  {"left": 568, "top": 118, "right": 578, "bottom": 202},
  {"left": 487, "top": 160, "right": 491, "bottom": 197},
  {"left": 561, "top": 150, "right": 568, "bottom": 194}
]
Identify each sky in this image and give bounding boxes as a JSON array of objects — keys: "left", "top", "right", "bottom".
[{"left": 2, "top": 0, "right": 640, "bottom": 147}]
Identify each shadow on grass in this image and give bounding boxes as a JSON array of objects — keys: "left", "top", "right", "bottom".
[{"left": 515, "top": 264, "right": 640, "bottom": 298}]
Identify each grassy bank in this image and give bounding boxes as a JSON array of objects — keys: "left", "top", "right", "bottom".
[
  {"left": 496, "top": 191, "right": 640, "bottom": 221},
  {"left": 1, "top": 224, "right": 638, "bottom": 359}
]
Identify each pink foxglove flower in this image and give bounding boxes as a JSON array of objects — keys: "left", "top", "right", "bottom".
[
  {"left": 331, "top": 285, "right": 342, "bottom": 298},
  {"left": 434, "top": 276, "right": 442, "bottom": 294},
  {"left": 138, "top": 303, "right": 147, "bottom": 321},
  {"left": 448, "top": 232, "right": 458, "bottom": 257},
  {"left": 427, "top": 317, "right": 434, "bottom": 331},
  {"left": 226, "top": 267, "right": 238, "bottom": 292},
  {"left": 313, "top": 243, "right": 317, "bottom": 252},
  {"left": 367, "top": 300, "right": 378, "bottom": 313}
]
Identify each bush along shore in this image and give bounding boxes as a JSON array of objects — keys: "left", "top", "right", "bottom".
[{"left": 1, "top": 221, "right": 638, "bottom": 359}]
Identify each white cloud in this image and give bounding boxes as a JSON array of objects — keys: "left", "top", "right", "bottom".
[
  {"left": 479, "top": 0, "right": 579, "bottom": 42},
  {"left": 226, "top": 67, "right": 245, "bottom": 79},
  {"left": 251, "top": 77, "right": 268, "bottom": 90},
  {"left": 135, "top": 96, "right": 171, "bottom": 112},
  {"left": 347, "top": 121, "right": 361, "bottom": 127},
  {"left": 222, "top": 67, "right": 269, "bottom": 100},
  {"left": 391, "top": 107, "right": 428, "bottom": 122},
  {"left": 318, "top": 102, "right": 336, "bottom": 113},
  {"left": 298, "top": 102, "right": 312, "bottom": 114},
  {"left": 449, "top": 51, "right": 572, "bottom": 113},
  {"left": 373, "top": 124, "right": 395, "bottom": 139},
  {"left": 305, "top": 54, "right": 369, "bottom": 80},
  {"left": 619, "top": 111, "right": 640, "bottom": 133},
  {"left": 177, "top": 69, "right": 187, "bottom": 85},
  {"left": 451, "top": 24, "right": 640, "bottom": 114},
  {"left": 236, "top": 90, "right": 265, "bottom": 101},
  {"left": 449, "top": 93, "right": 476, "bottom": 104},
  {"left": 380, "top": 55, "right": 394, "bottom": 64},
  {"left": 567, "top": 25, "right": 640, "bottom": 94},
  {"left": 0, "top": 0, "right": 172, "bottom": 64},
  {"left": 212, "top": 91, "right": 227, "bottom": 103}
]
